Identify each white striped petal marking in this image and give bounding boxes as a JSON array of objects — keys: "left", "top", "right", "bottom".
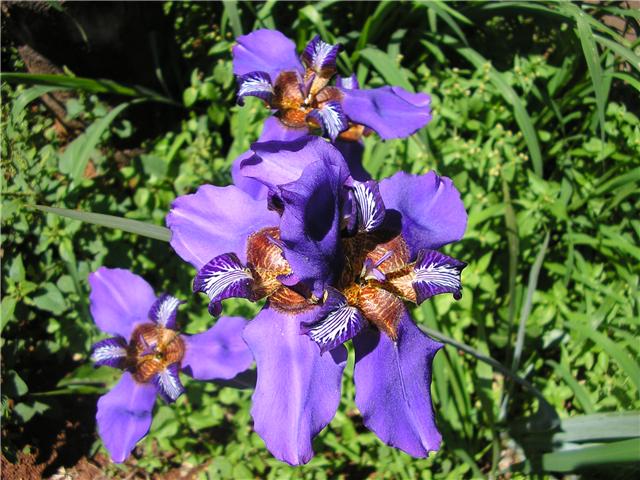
[
  {"left": 308, "top": 101, "right": 348, "bottom": 141},
  {"left": 413, "top": 249, "right": 465, "bottom": 304},
  {"left": 149, "top": 294, "right": 183, "bottom": 329},
  {"left": 91, "top": 337, "right": 127, "bottom": 368},
  {"left": 154, "top": 363, "right": 184, "bottom": 403},
  {"left": 237, "top": 71, "right": 274, "bottom": 105},
  {"left": 193, "top": 252, "right": 254, "bottom": 316},
  {"left": 352, "top": 180, "right": 386, "bottom": 233},
  {"left": 301, "top": 287, "right": 366, "bottom": 354}
]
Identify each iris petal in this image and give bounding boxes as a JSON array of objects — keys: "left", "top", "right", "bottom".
[
  {"left": 89, "top": 267, "right": 157, "bottom": 339},
  {"left": 153, "top": 363, "right": 184, "bottom": 403},
  {"left": 307, "top": 101, "right": 348, "bottom": 141},
  {"left": 243, "top": 305, "right": 347, "bottom": 465},
  {"left": 166, "top": 184, "right": 279, "bottom": 269},
  {"left": 149, "top": 294, "right": 183, "bottom": 329},
  {"left": 233, "top": 29, "right": 303, "bottom": 80},
  {"left": 413, "top": 249, "right": 466, "bottom": 303},
  {"left": 301, "top": 287, "right": 367, "bottom": 353},
  {"left": 302, "top": 35, "right": 340, "bottom": 76},
  {"left": 181, "top": 316, "right": 252, "bottom": 381},
  {"left": 91, "top": 337, "right": 127, "bottom": 368},
  {"left": 353, "top": 313, "right": 442, "bottom": 457},
  {"left": 237, "top": 71, "right": 274, "bottom": 105},
  {"left": 339, "top": 86, "right": 432, "bottom": 140},
  {"left": 193, "top": 252, "right": 254, "bottom": 317},
  {"left": 351, "top": 180, "right": 386, "bottom": 233},
  {"left": 379, "top": 171, "right": 467, "bottom": 257},
  {"left": 96, "top": 372, "right": 156, "bottom": 463}
]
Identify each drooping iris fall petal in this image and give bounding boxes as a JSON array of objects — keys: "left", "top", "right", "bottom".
[
  {"left": 96, "top": 372, "right": 157, "bottom": 463},
  {"left": 182, "top": 316, "right": 253, "bottom": 381},
  {"left": 89, "top": 267, "right": 157, "bottom": 339},
  {"left": 338, "top": 86, "right": 432, "bottom": 140},
  {"left": 353, "top": 312, "right": 443, "bottom": 457},
  {"left": 233, "top": 29, "right": 303, "bottom": 80},
  {"left": 243, "top": 306, "right": 347, "bottom": 465},
  {"left": 379, "top": 171, "right": 467, "bottom": 257},
  {"left": 166, "top": 184, "right": 280, "bottom": 269}
]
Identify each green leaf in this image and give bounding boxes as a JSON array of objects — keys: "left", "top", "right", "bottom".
[
  {"left": 0, "top": 73, "right": 177, "bottom": 105},
  {"left": 359, "top": 47, "right": 414, "bottom": 92},
  {"left": 512, "top": 231, "right": 550, "bottom": 372},
  {"left": 13, "top": 401, "right": 49, "bottom": 423},
  {"left": 223, "top": 1, "right": 243, "bottom": 38},
  {"left": 542, "top": 438, "right": 640, "bottom": 472},
  {"left": 8, "top": 255, "right": 25, "bottom": 282},
  {"left": 33, "top": 205, "right": 170, "bottom": 242},
  {"left": 6, "top": 370, "right": 29, "bottom": 398},
  {"left": 446, "top": 37, "right": 543, "bottom": 176},
  {"left": 183, "top": 86, "right": 198, "bottom": 107},
  {"left": 593, "top": 166, "right": 640, "bottom": 196},
  {"left": 555, "top": 412, "right": 640, "bottom": 443},
  {"left": 1, "top": 296, "right": 17, "bottom": 332},
  {"left": 547, "top": 360, "right": 595, "bottom": 414},
  {"left": 575, "top": 10, "right": 607, "bottom": 139},
  {"left": 568, "top": 320, "right": 640, "bottom": 393},
  {"left": 32, "top": 283, "right": 66, "bottom": 315},
  {"left": 58, "top": 102, "right": 131, "bottom": 185},
  {"left": 595, "top": 34, "right": 640, "bottom": 73},
  {"left": 10, "top": 85, "right": 67, "bottom": 123}
]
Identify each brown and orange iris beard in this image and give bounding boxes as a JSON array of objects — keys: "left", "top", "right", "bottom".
[
  {"left": 245, "top": 227, "right": 313, "bottom": 313},
  {"left": 337, "top": 231, "right": 417, "bottom": 340},
  {"left": 127, "top": 324, "right": 186, "bottom": 383},
  {"left": 269, "top": 70, "right": 366, "bottom": 142}
]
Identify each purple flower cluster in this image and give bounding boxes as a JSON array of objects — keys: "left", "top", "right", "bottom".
[{"left": 89, "top": 29, "right": 467, "bottom": 466}]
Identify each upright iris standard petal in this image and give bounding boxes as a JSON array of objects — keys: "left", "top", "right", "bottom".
[
  {"left": 413, "top": 249, "right": 466, "bottom": 303},
  {"left": 240, "top": 136, "right": 322, "bottom": 192},
  {"left": 153, "top": 363, "right": 184, "bottom": 403},
  {"left": 231, "top": 118, "right": 310, "bottom": 200},
  {"left": 353, "top": 313, "right": 443, "bottom": 457},
  {"left": 166, "top": 185, "right": 280, "bottom": 269},
  {"left": 351, "top": 180, "right": 386, "bottom": 233},
  {"left": 96, "top": 372, "right": 157, "bottom": 463},
  {"left": 307, "top": 101, "right": 348, "bottom": 141},
  {"left": 302, "top": 35, "right": 340, "bottom": 76},
  {"left": 233, "top": 29, "right": 303, "bottom": 80},
  {"left": 91, "top": 337, "right": 127, "bottom": 368},
  {"left": 89, "top": 267, "right": 157, "bottom": 339},
  {"left": 149, "top": 294, "right": 183, "bottom": 329},
  {"left": 193, "top": 253, "right": 254, "bottom": 316},
  {"left": 237, "top": 71, "right": 274, "bottom": 105},
  {"left": 232, "top": 150, "right": 269, "bottom": 200},
  {"left": 278, "top": 152, "right": 350, "bottom": 297},
  {"left": 301, "top": 287, "right": 367, "bottom": 354},
  {"left": 243, "top": 306, "right": 347, "bottom": 465},
  {"left": 339, "top": 86, "right": 432, "bottom": 140},
  {"left": 181, "top": 316, "right": 252, "bottom": 380},
  {"left": 379, "top": 171, "right": 467, "bottom": 257},
  {"left": 334, "top": 139, "right": 371, "bottom": 182}
]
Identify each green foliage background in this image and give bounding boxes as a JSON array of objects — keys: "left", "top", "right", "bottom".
[{"left": 1, "top": 1, "right": 639, "bottom": 478}]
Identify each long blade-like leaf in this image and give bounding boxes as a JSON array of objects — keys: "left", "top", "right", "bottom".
[
  {"left": 0, "top": 73, "right": 177, "bottom": 105},
  {"left": 33, "top": 205, "right": 170, "bottom": 242},
  {"left": 542, "top": 438, "right": 640, "bottom": 471},
  {"left": 59, "top": 102, "right": 131, "bottom": 185},
  {"left": 442, "top": 36, "right": 543, "bottom": 176},
  {"left": 575, "top": 10, "right": 607, "bottom": 140},
  {"left": 359, "top": 47, "right": 414, "bottom": 92}
]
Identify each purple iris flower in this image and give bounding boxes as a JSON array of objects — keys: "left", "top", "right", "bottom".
[
  {"left": 167, "top": 136, "right": 467, "bottom": 465},
  {"left": 241, "top": 136, "right": 468, "bottom": 460},
  {"left": 233, "top": 29, "right": 432, "bottom": 143},
  {"left": 88, "top": 267, "right": 253, "bottom": 463}
]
